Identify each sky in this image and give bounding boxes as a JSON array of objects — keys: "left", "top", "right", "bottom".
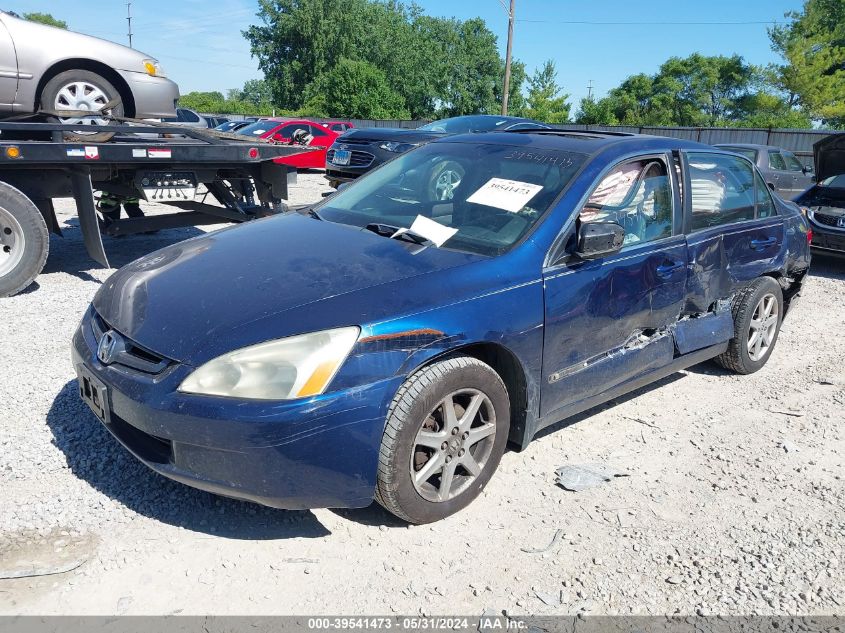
[{"left": 11, "top": 0, "right": 804, "bottom": 109}]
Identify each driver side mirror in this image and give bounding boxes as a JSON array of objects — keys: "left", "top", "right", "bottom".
[{"left": 576, "top": 222, "right": 625, "bottom": 259}]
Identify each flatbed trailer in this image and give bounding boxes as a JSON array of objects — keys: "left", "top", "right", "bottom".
[{"left": 0, "top": 120, "right": 313, "bottom": 297}]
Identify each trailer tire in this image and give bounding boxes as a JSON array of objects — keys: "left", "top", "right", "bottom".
[{"left": 0, "top": 183, "right": 49, "bottom": 297}]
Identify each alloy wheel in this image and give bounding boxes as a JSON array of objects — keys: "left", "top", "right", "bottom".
[
  {"left": 410, "top": 389, "right": 496, "bottom": 502},
  {"left": 434, "top": 169, "right": 462, "bottom": 200},
  {"left": 747, "top": 293, "right": 779, "bottom": 361}
]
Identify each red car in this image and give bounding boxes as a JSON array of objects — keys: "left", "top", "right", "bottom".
[{"left": 236, "top": 118, "right": 340, "bottom": 169}]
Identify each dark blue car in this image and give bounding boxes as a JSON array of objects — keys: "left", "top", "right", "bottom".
[{"left": 73, "top": 130, "right": 812, "bottom": 523}]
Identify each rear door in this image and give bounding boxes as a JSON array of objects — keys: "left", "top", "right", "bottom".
[
  {"left": 681, "top": 151, "right": 785, "bottom": 315},
  {"left": 540, "top": 153, "right": 687, "bottom": 418}
]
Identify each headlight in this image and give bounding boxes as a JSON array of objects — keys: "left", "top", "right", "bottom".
[
  {"left": 178, "top": 327, "right": 360, "bottom": 400},
  {"left": 143, "top": 59, "right": 165, "bottom": 77},
  {"left": 379, "top": 141, "right": 418, "bottom": 153}
]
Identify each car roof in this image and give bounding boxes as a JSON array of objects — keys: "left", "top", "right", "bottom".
[{"left": 438, "top": 129, "right": 711, "bottom": 156}]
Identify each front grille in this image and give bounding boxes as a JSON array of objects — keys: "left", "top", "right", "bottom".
[
  {"left": 327, "top": 149, "right": 375, "bottom": 168},
  {"left": 813, "top": 212, "right": 844, "bottom": 229},
  {"left": 91, "top": 311, "right": 171, "bottom": 375}
]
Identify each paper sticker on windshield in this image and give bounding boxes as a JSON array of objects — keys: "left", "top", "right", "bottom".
[
  {"left": 392, "top": 215, "right": 458, "bottom": 247},
  {"left": 467, "top": 178, "right": 542, "bottom": 212}
]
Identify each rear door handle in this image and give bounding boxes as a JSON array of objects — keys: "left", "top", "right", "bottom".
[
  {"left": 750, "top": 237, "right": 776, "bottom": 250},
  {"left": 656, "top": 261, "right": 685, "bottom": 278}
]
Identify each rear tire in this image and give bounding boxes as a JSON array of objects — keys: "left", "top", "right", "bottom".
[
  {"left": 0, "top": 183, "right": 49, "bottom": 297},
  {"left": 715, "top": 277, "right": 784, "bottom": 374},
  {"left": 375, "top": 355, "right": 510, "bottom": 524}
]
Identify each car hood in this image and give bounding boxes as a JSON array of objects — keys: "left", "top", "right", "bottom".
[
  {"left": 93, "top": 214, "right": 483, "bottom": 365},
  {"left": 337, "top": 127, "right": 445, "bottom": 145},
  {"left": 814, "top": 133, "right": 845, "bottom": 182}
]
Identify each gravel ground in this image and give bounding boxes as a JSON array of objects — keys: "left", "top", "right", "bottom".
[{"left": 0, "top": 172, "right": 843, "bottom": 615}]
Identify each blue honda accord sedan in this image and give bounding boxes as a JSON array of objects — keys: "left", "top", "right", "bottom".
[{"left": 73, "top": 129, "right": 812, "bottom": 523}]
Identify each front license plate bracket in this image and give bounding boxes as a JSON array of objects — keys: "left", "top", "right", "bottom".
[{"left": 78, "top": 367, "right": 110, "bottom": 424}]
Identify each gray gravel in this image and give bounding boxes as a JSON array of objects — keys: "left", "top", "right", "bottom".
[{"left": 0, "top": 173, "right": 843, "bottom": 615}]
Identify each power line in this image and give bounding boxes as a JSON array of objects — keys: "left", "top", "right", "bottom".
[{"left": 516, "top": 19, "right": 785, "bottom": 25}]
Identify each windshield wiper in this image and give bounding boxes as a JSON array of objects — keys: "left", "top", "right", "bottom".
[
  {"left": 364, "top": 222, "right": 432, "bottom": 245},
  {"left": 295, "top": 205, "right": 323, "bottom": 221}
]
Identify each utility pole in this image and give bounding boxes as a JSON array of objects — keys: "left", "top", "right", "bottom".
[
  {"left": 587, "top": 80, "right": 594, "bottom": 100},
  {"left": 501, "top": 0, "right": 515, "bottom": 115},
  {"left": 127, "top": 2, "right": 133, "bottom": 48}
]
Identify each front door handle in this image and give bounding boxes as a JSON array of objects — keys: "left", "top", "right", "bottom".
[
  {"left": 656, "top": 260, "right": 685, "bottom": 278},
  {"left": 750, "top": 237, "right": 776, "bottom": 250}
]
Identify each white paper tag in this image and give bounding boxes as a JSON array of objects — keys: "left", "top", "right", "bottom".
[
  {"left": 392, "top": 215, "right": 458, "bottom": 247},
  {"left": 467, "top": 177, "right": 543, "bottom": 212}
]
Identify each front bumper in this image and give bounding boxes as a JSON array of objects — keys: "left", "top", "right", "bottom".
[
  {"left": 72, "top": 311, "right": 402, "bottom": 510},
  {"left": 117, "top": 70, "right": 180, "bottom": 119}
]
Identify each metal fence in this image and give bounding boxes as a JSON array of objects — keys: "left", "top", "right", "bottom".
[{"left": 205, "top": 113, "right": 837, "bottom": 165}]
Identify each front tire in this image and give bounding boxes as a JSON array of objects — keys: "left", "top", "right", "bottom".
[
  {"left": 40, "top": 70, "right": 125, "bottom": 127},
  {"left": 715, "top": 277, "right": 784, "bottom": 374},
  {"left": 375, "top": 355, "right": 510, "bottom": 524}
]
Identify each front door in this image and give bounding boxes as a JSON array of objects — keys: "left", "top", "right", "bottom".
[
  {"left": 0, "top": 17, "right": 18, "bottom": 106},
  {"left": 540, "top": 153, "right": 688, "bottom": 419}
]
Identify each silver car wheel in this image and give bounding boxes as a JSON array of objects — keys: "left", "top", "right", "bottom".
[
  {"left": 0, "top": 206, "right": 26, "bottom": 278},
  {"left": 54, "top": 81, "right": 112, "bottom": 125},
  {"left": 434, "top": 169, "right": 462, "bottom": 200},
  {"left": 747, "top": 293, "right": 779, "bottom": 361},
  {"left": 410, "top": 389, "right": 496, "bottom": 503}
]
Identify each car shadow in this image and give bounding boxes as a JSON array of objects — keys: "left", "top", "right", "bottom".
[
  {"left": 809, "top": 253, "right": 845, "bottom": 281},
  {"left": 46, "top": 381, "right": 330, "bottom": 540},
  {"left": 43, "top": 218, "right": 207, "bottom": 284},
  {"left": 531, "top": 371, "right": 688, "bottom": 442}
]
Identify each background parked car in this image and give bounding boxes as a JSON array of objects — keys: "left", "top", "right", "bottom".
[
  {"left": 215, "top": 120, "right": 250, "bottom": 133},
  {"left": 162, "top": 107, "right": 207, "bottom": 128},
  {"left": 322, "top": 121, "right": 354, "bottom": 133},
  {"left": 203, "top": 115, "right": 229, "bottom": 128},
  {"left": 0, "top": 10, "right": 178, "bottom": 124},
  {"left": 237, "top": 118, "right": 340, "bottom": 169},
  {"left": 325, "top": 114, "right": 548, "bottom": 187},
  {"left": 795, "top": 133, "right": 845, "bottom": 256},
  {"left": 715, "top": 143, "right": 814, "bottom": 200}
]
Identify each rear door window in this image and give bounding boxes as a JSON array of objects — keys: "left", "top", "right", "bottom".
[{"left": 687, "top": 152, "right": 756, "bottom": 231}]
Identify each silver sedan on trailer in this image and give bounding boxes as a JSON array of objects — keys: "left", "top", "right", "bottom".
[{"left": 0, "top": 10, "right": 179, "bottom": 125}]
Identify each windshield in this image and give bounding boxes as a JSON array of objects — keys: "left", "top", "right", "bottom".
[
  {"left": 821, "top": 174, "right": 845, "bottom": 188},
  {"left": 419, "top": 116, "right": 522, "bottom": 134},
  {"left": 315, "top": 142, "right": 586, "bottom": 256},
  {"left": 236, "top": 121, "right": 279, "bottom": 137}
]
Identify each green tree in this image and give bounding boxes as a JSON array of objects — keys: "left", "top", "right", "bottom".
[
  {"left": 769, "top": 0, "right": 845, "bottom": 125},
  {"left": 574, "top": 96, "right": 619, "bottom": 125},
  {"left": 519, "top": 60, "right": 569, "bottom": 123},
  {"left": 239, "top": 78, "right": 273, "bottom": 108},
  {"left": 302, "top": 58, "right": 409, "bottom": 119},
  {"left": 23, "top": 12, "right": 67, "bottom": 29},
  {"left": 243, "top": 0, "right": 511, "bottom": 119}
]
